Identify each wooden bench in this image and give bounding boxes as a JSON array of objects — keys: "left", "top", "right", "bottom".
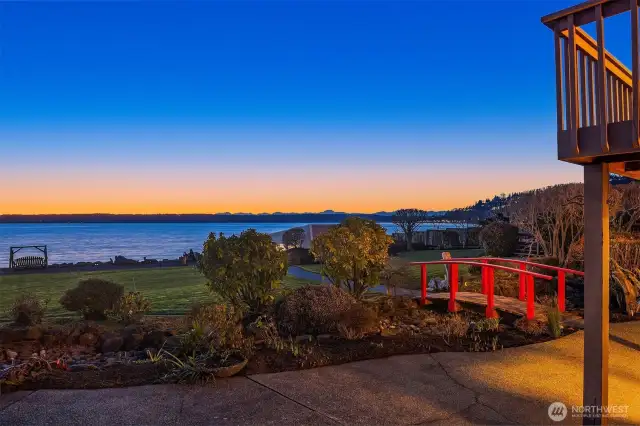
[{"left": 13, "top": 256, "right": 47, "bottom": 269}]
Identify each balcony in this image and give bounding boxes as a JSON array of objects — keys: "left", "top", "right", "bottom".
[{"left": 542, "top": 0, "right": 640, "bottom": 179}]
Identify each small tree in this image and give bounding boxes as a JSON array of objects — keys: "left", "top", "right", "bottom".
[
  {"left": 282, "top": 227, "right": 305, "bottom": 249},
  {"left": 392, "top": 208, "right": 429, "bottom": 251},
  {"left": 478, "top": 222, "right": 519, "bottom": 257},
  {"left": 199, "top": 229, "right": 288, "bottom": 314},
  {"left": 311, "top": 217, "right": 393, "bottom": 298}
]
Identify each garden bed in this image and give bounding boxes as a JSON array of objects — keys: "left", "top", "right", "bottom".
[{"left": 0, "top": 296, "right": 575, "bottom": 393}]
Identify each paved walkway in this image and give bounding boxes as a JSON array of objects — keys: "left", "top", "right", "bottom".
[{"left": 2, "top": 322, "right": 638, "bottom": 425}]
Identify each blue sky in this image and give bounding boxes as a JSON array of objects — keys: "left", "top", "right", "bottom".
[{"left": 0, "top": 1, "right": 600, "bottom": 213}]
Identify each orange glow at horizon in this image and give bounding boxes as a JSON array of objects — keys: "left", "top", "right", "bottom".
[{"left": 0, "top": 164, "right": 583, "bottom": 215}]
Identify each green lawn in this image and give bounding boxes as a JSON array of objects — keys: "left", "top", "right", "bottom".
[
  {"left": 0, "top": 267, "right": 313, "bottom": 321},
  {"left": 299, "top": 249, "right": 485, "bottom": 290},
  {"left": 392, "top": 248, "right": 485, "bottom": 289}
]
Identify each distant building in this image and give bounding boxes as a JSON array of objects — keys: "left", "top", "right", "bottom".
[
  {"left": 269, "top": 224, "right": 334, "bottom": 249},
  {"left": 392, "top": 228, "right": 478, "bottom": 249}
]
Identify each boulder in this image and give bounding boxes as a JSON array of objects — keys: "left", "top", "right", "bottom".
[
  {"left": 142, "top": 330, "right": 167, "bottom": 348},
  {"left": 101, "top": 337, "right": 124, "bottom": 353},
  {"left": 122, "top": 333, "right": 144, "bottom": 351}
]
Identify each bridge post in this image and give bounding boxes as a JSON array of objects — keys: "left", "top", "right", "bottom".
[
  {"left": 420, "top": 264, "right": 427, "bottom": 305},
  {"left": 518, "top": 263, "right": 526, "bottom": 301},
  {"left": 485, "top": 267, "right": 496, "bottom": 318},
  {"left": 448, "top": 264, "right": 459, "bottom": 312},
  {"left": 526, "top": 275, "right": 535, "bottom": 320},
  {"left": 558, "top": 271, "right": 566, "bottom": 312},
  {"left": 481, "top": 259, "right": 488, "bottom": 294}
]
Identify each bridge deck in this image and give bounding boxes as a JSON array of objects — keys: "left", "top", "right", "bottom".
[{"left": 427, "top": 291, "right": 584, "bottom": 328}]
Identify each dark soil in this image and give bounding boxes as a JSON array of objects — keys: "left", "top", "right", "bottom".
[{"left": 1, "top": 303, "right": 577, "bottom": 393}]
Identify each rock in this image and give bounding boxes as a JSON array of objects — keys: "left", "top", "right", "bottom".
[
  {"left": 69, "top": 363, "right": 96, "bottom": 372},
  {"left": 79, "top": 333, "right": 98, "bottom": 347},
  {"left": 101, "top": 337, "right": 123, "bottom": 354},
  {"left": 6, "top": 350, "right": 18, "bottom": 360},
  {"left": 316, "top": 334, "right": 333, "bottom": 344},
  {"left": 25, "top": 326, "right": 43, "bottom": 341},
  {"left": 122, "top": 333, "right": 144, "bottom": 351},
  {"left": 295, "top": 335, "right": 313, "bottom": 343},
  {"left": 105, "top": 357, "right": 118, "bottom": 366},
  {"left": 122, "top": 325, "right": 141, "bottom": 337},
  {"left": 142, "top": 330, "right": 166, "bottom": 348}
]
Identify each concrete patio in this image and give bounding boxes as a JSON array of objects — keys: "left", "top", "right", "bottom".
[{"left": 1, "top": 321, "right": 639, "bottom": 425}]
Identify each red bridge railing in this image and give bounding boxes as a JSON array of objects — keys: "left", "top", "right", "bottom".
[
  {"left": 455, "top": 258, "right": 584, "bottom": 312},
  {"left": 409, "top": 260, "right": 555, "bottom": 320}
]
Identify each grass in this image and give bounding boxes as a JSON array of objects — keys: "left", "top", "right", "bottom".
[
  {"left": 299, "top": 249, "right": 485, "bottom": 290},
  {"left": 0, "top": 267, "right": 314, "bottom": 321}
]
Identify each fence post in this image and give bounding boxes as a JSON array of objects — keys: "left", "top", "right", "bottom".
[
  {"left": 558, "top": 271, "right": 566, "bottom": 312},
  {"left": 527, "top": 275, "right": 535, "bottom": 320},
  {"left": 448, "top": 264, "right": 459, "bottom": 312},
  {"left": 421, "top": 264, "right": 427, "bottom": 306},
  {"left": 519, "top": 263, "right": 527, "bottom": 301},
  {"left": 485, "top": 267, "right": 496, "bottom": 318}
]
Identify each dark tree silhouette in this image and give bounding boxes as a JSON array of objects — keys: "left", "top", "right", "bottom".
[
  {"left": 282, "top": 227, "right": 306, "bottom": 249},
  {"left": 392, "top": 208, "right": 429, "bottom": 251}
]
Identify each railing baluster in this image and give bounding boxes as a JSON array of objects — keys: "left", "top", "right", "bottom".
[
  {"left": 581, "top": 50, "right": 588, "bottom": 127},
  {"left": 597, "top": 5, "right": 609, "bottom": 151},
  {"left": 588, "top": 57, "right": 596, "bottom": 125},
  {"left": 526, "top": 275, "right": 535, "bottom": 320},
  {"left": 555, "top": 27, "right": 565, "bottom": 131},
  {"left": 633, "top": 0, "right": 640, "bottom": 147},
  {"left": 568, "top": 15, "right": 579, "bottom": 152},
  {"left": 448, "top": 264, "right": 459, "bottom": 313}
]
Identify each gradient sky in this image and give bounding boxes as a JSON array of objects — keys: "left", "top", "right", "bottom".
[{"left": 0, "top": 0, "right": 611, "bottom": 214}]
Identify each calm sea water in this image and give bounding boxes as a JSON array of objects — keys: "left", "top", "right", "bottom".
[
  {"left": 0, "top": 222, "right": 409, "bottom": 267},
  {"left": 0, "top": 222, "right": 465, "bottom": 267}
]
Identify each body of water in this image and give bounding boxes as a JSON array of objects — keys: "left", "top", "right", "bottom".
[{"left": 0, "top": 222, "right": 462, "bottom": 267}]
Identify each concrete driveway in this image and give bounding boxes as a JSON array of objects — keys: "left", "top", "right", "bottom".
[{"left": 2, "top": 322, "right": 639, "bottom": 425}]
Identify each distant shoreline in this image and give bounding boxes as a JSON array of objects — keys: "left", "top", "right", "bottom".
[{"left": 0, "top": 213, "right": 460, "bottom": 224}]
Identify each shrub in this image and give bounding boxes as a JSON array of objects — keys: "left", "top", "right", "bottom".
[
  {"left": 514, "top": 318, "right": 546, "bottom": 336},
  {"left": 276, "top": 285, "right": 355, "bottom": 335},
  {"left": 528, "top": 257, "right": 560, "bottom": 277},
  {"left": 9, "top": 294, "right": 48, "bottom": 325},
  {"left": 199, "top": 229, "right": 288, "bottom": 315},
  {"left": 336, "top": 304, "right": 379, "bottom": 340},
  {"left": 60, "top": 278, "right": 124, "bottom": 320},
  {"left": 380, "top": 264, "right": 412, "bottom": 295},
  {"left": 108, "top": 291, "right": 151, "bottom": 324},
  {"left": 478, "top": 222, "right": 519, "bottom": 257},
  {"left": 287, "top": 247, "right": 314, "bottom": 266},
  {"left": 311, "top": 217, "right": 393, "bottom": 298},
  {"left": 185, "top": 304, "right": 247, "bottom": 354},
  {"left": 437, "top": 314, "right": 470, "bottom": 345},
  {"left": 546, "top": 304, "right": 562, "bottom": 338},
  {"left": 472, "top": 317, "right": 501, "bottom": 333}
]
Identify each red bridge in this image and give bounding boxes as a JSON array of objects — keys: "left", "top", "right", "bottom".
[{"left": 410, "top": 257, "right": 584, "bottom": 321}]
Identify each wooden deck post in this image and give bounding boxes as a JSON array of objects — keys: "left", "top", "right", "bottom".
[{"left": 583, "top": 163, "right": 610, "bottom": 425}]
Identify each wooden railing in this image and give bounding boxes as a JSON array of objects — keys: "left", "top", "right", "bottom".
[{"left": 557, "top": 27, "right": 633, "bottom": 134}]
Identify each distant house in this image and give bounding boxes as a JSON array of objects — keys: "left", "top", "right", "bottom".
[
  {"left": 392, "top": 228, "right": 474, "bottom": 249},
  {"left": 269, "top": 224, "right": 334, "bottom": 249}
]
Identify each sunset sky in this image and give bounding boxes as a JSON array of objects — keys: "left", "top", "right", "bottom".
[{"left": 0, "top": 1, "right": 602, "bottom": 214}]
